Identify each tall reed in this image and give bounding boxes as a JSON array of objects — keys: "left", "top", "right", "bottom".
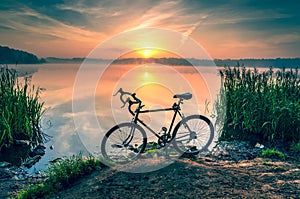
[
  {"left": 0, "top": 65, "right": 45, "bottom": 150},
  {"left": 217, "top": 66, "right": 300, "bottom": 147}
]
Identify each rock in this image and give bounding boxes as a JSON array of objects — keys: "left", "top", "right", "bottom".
[
  {"left": 29, "top": 145, "right": 46, "bottom": 157},
  {"left": 255, "top": 142, "right": 265, "bottom": 149},
  {"left": 35, "top": 144, "right": 46, "bottom": 150},
  {"left": 14, "top": 140, "right": 30, "bottom": 146},
  {"left": 22, "top": 155, "right": 42, "bottom": 168},
  {"left": 0, "top": 161, "right": 12, "bottom": 168},
  {"left": 49, "top": 157, "right": 62, "bottom": 163},
  {"left": 29, "top": 148, "right": 45, "bottom": 157},
  {"left": 208, "top": 141, "right": 263, "bottom": 162}
]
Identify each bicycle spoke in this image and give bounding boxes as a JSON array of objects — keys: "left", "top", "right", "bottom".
[
  {"left": 101, "top": 123, "right": 147, "bottom": 164},
  {"left": 175, "top": 133, "right": 190, "bottom": 140},
  {"left": 173, "top": 115, "right": 214, "bottom": 154}
]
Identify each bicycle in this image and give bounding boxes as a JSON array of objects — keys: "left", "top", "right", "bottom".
[{"left": 101, "top": 88, "right": 214, "bottom": 163}]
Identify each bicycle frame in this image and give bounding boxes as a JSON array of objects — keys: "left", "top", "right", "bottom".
[
  {"left": 102, "top": 89, "right": 214, "bottom": 163},
  {"left": 113, "top": 88, "right": 194, "bottom": 144},
  {"left": 131, "top": 100, "right": 184, "bottom": 139}
]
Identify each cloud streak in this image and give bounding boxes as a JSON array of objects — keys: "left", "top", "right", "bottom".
[{"left": 0, "top": 0, "right": 299, "bottom": 58}]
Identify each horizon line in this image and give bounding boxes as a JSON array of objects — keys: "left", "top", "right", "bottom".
[{"left": 44, "top": 56, "right": 300, "bottom": 60}]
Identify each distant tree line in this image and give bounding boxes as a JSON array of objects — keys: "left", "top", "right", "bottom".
[
  {"left": 112, "top": 57, "right": 194, "bottom": 66},
  {"left": 31, "top": 57, "right": 300, "bottom": 68},
  {"left": 44, "top": 57, "right": 85, "bottom": 63},
  {"left": 213, "top": 58, "right": 300, "bottom": 68},
  {"left": 112, "top": 57, "right": 300, "bottom": 68},
  {"left": 2, "top": 45, "right": 299, "bottom": 68},
  {"left": 0, "top": 45, "right": 44, "bottom": 64}
]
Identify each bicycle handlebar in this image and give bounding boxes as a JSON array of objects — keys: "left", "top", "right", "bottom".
[{"left": 114, "top": 88, "right": 142, "bottom": 115}]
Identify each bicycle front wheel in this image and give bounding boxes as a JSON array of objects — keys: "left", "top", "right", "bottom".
[
  {"left": 172, "top": 115, "right": 214, "bottom": 154},
  {"left": 101, "top": 122, "right": 147, "bottom": 164}
]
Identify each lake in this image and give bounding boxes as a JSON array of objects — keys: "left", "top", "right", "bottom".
[{"left": 13, "top": 62, "right": 223, "bottom": 171}]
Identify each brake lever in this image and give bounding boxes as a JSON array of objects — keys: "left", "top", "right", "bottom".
[{"left": 131, "top": 93, "right": 141, "bottom": 103}]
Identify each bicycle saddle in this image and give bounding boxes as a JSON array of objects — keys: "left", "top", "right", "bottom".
[{"left": 173, "top": 93, "right": 192, "bottom": 100}]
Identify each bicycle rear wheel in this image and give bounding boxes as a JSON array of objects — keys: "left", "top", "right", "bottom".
[
  {"left": 172, "top": 115, "right": 214, "bottom": 154},
  {"left": 101, "top": 122, "right": 147, "bottom": 164}
]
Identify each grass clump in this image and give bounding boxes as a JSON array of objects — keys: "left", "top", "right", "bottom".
[
  {"left": 16, "top": 154, "right": 105, "bottom": 199},
  {"left": 46, "top": 155, "right": 104, "bottom": 189},
  {"left": 216, "top": 66, "right": 300, "bottom": 148},
  {"left": 0, "top": 65, "right": 45, "bottom": 150},
  {"left": 16, "top": 184, "right": 49, "bottom": 199},
  {"left": 261, "top": 149, "right": 286, "bottom": 160}
]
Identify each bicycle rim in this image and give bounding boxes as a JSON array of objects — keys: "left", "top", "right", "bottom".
[
  {"left": 173, "top": 115, "right": 214, "bottom": 154},
  {"left": 101, "top": 122, "right": 147, "bottom": 164}
]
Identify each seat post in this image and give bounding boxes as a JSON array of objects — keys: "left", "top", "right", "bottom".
[{"left": 178, "top": 98, "right": 183, "bottom": 105}]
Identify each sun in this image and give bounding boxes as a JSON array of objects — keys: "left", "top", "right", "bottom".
[
  {"left": 138, "top": 49, "right": 156, "bottom": 58},
  {"left": 143, "top": 50, "right": 152, "bottom": 58}
]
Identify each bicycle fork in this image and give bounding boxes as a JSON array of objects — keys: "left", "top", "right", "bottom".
[
  {"left": 178, "top": 115, "right": 197, "bottom": 141},
  {"left": 122, "top": 123, "right": 136, "bottom": 147},
  {"left": 111, "top": 123, "right": 136, "bottom": 151}
]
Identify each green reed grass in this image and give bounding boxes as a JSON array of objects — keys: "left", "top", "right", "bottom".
[
  {"left": 16, "top": 155, "right": 105, "bottom": 199},
  {"left": 216, "top": 66, "right": 300, "bottom": 147},
  {"left": 0, "top": 65, "right": 45, "bottom": 150}
]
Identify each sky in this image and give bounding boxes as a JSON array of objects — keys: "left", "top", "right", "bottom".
[{"left": 0, "top": 0, "right": 299, "bottom": 59}]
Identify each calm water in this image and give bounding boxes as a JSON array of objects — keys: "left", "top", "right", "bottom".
[{"left": 14, "top": 62, "right": 222, "bottom": 171}]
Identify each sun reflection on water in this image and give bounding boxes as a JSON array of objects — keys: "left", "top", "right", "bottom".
[{"left": 143, "top": 71, "right": 149, "bottom": 79}]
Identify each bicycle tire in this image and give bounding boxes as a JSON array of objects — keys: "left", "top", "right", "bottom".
[
  {"left": 101, "top": 122, "right": 147, "bottom": 164},
  {"left": 172, "top": 115, "right": 214, "bottom": 154}
]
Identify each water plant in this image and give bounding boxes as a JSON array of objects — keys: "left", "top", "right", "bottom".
[
  {"left": 0, "top": 65, "right": 45, "bottom": 151},
  {"left": 216, "top": 66, "right": 300, "bottom": 147}
]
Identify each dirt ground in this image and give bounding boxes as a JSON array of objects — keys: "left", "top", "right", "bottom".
[
  {"left": 41, "top": 157, "right": 300, "bottom": 199},
  {"left": 1, "top": 153, "right": 299, "bottom": 199},
  {"left": 0, "top": 169, "right": 44, "bottom": 199}
]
